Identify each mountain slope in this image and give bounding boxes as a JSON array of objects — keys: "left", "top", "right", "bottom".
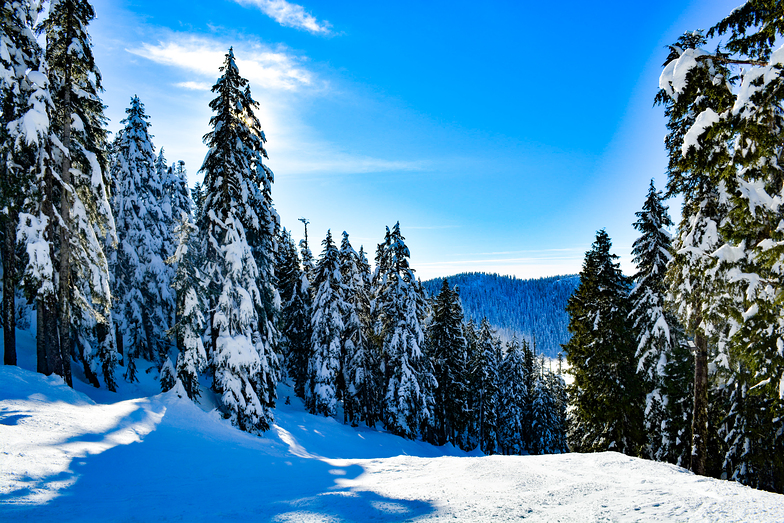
[{"left": 423, "top": 273, "right": 579, "bottom": 357}]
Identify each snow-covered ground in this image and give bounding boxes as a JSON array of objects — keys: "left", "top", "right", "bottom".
[{"left": 2, "top": 332, "right": 784, "bottom": 521}]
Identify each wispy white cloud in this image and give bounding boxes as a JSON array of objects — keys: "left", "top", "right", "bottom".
[
  {"left": 175, "top": 81, "right": 212, "bottom": 91},
  {"left": 232, "top": 0, "right": 331, "bottom": 35},
  {"left": 127, "top": 36, "right": 315, "bottom": 91},
  {"left": 126, "top": 33, "right": 425, "bottom": 179},
  {"left": 276, "top": 150, "right": 426, "bottom": 175}
]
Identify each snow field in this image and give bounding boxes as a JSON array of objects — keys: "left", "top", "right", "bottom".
[{"left": 3, "top": 363, "right": 784, "bottom": 522}]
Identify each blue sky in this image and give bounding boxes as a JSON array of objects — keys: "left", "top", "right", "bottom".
[{"left": 89, "top": 0, "right": 739, "bottom": 280}]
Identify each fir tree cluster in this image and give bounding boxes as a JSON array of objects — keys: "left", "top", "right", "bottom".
[
  {"left": 564, "top": 194, "right": 692, "bottom": 466},
  {"left": 570, "top": 8, "right": 784, "bottom": 488},
  {"left": 652, "top": 1, "right": 784, "bottom": 492},
  {"left": 0, "top": 3, "right": 280, "bottom": 434},
  {"left": 0, "top": 1, "right": 568, "bottom": 452},
  {"left": 277, "top": 223, "right": 568, "bottom": 453}
]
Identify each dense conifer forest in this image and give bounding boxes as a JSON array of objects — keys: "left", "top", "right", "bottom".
[{"left": 422, "top": 273, "right": 579, "bottom": 358}]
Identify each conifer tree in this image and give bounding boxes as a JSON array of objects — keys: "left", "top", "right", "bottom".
[
  {"left": 629, "top": 180, "right": 691, "bottom": 463},
  {"left": 471, "top": 318, "right": 499, "bottom": 454},
  {"left": 1, "top": 0, "right": 48, "bottom": 368},
  {"left": 461, "top": 318, "right": 480, "bottom": 449},
  {"left": 298, "top": 217, "right": 315, "bottom": 284},
  {"left": 498, "top": 336, "right": 527, "bottom": 454},
  {"left": 159, "top": 357, "right": 176, "bottom": 392},
  {"left": 199, "top": 48, "right": 279, "bottom": 432},
  {"left": 168, "top": 215, "right": 207, "bottom": 400},
  {"left": 521, "top": 336, "right": 537, "bottom": 452},
  {"left": 340, "top": 233, "right": 378, "bottom": 427},
  {"left": 549, "top": 362, "right": 569, "bottom": 453},
  {"left": 373, "top": 223, "right": 436, "bottom": 439},
  {"left": 164, "top": 160, "right": 191, "bottom": 228},
  {"left": 426, "top": 279, "right": 469, "bottom": 445},
  {"left": 564, "top": 230, "right": 643, "bottom": 455},
  {"left": 110, "top": 96, "right": 171, "bottom": 380},
  {"left": 530, "top": 366, "right": 561, "bottom": 455},
  {"left": 306, "top": 230, "right": 344, "bottom": 416},
  {"left": 276, "top": 228, "right": 311, "bottom": 398},
  {"left": 191, "top": 182, "right": 205, "bottom": 226},
  {"left": 41, "top": 0, "right": 117, "bottom": 390}
]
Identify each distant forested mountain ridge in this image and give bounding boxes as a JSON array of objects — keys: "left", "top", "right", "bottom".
[{"left": 422, "top": 273, "right": 579, "bottom": 358}]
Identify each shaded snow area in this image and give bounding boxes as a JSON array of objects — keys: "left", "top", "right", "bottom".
[{"left": 2, "top": 366, "right": 784, "bottom": 521}]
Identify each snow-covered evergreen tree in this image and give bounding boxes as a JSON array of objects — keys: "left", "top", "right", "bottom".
[
  {"left": 110, "top": 96, "right": 171, "bottom": 380},
  {"left": 41, "top": 0, "right": 117, "bottom": 390},
  {"left": 564, "top": 230, "right": 643, "bottom": 455},
  {"left": 530, "top": 366, "right": 561, "bottom": 455},
  {"left": 306, "top": 230, "right": 344, "bottom": 417},
  {"left": 199, "top": 48, "right": 279, "bottom": 432},
  {"left": 373, "top": 223, "right": 436, "bottom": 439},
  {"left": 159, "top": 356, "right": 176, "bottom": 392},
  {"left": 276, "top": 227, "right": 311, "bottom": 398},
  {"left": 165, "top": 160, "right": 191, "bottom": 226},
  {"left": 168, "top": 214, "right": 207, "bottom": 400},
  {"left": 426, "top": 279, "right": 469, "bottom": 446},
  {"left": 498, "top": 336, "right": 527, "bottom": 454},
  {"left": 1, "top": 0, "right": 48, "bottom": 369},
  {"left": 340, "top": 232, "right": 379, "bottom": 427},
  {"left": 471, "top": 318, "right": 499, "bottom": 454},
  {"left": 191, "top": 181, "right": 205, "bottom": 226},
  {"left": 629, "top": 180, "right": 691, "bottom": 463}
]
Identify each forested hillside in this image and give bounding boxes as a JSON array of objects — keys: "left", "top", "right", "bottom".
[{"left": 422, "top": 273, "right": 579, "bottom": 358}]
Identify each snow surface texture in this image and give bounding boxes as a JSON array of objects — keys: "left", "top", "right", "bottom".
[{"left": 3, "top": 363, "right": 784, "bottom": 522}]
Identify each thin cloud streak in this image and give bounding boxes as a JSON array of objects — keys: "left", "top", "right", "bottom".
[
  {"left": 175, "top": 81, "right": 212, "bottom": 91},
  {"left": 232, "top": 0, "right": 332, "bottom": 35},
  {"left": 462, "top": 248, "right": 585, "bottom": 256},
  {"left": 128, "top": 36, "right": 316, "bottom": 91},
  {"left": 415, "top": 255, "right": 585, "bottom": 267}
]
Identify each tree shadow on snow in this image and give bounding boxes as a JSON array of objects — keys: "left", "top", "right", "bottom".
[{"left": 1, "top": 416, "right": 435, "bottom": 522}]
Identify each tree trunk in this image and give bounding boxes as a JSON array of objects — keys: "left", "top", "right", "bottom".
[
  {"left": 36, "top": 301, "right": 49, "bottom": 374},
  {"left": 43, "top": 293, "right": 64, "bottom": 380},
  {"left": 57, "top": 9, "right": 74, "bottom": 388},
  {"left": 3, "top": 215, "right": 16, "bottom": 365},
  {"left": 691, "top": 331, "right": 708, "bottom": 476}
]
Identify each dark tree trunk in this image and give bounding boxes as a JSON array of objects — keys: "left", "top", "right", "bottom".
[
  {"left": 43, "top": 294, "right": 64, "bottom": 380},
  {"left": 115, "top": 321, "right": 123, "bottom": 359},
  {"left": 3, "top": 215, "right": 16, "bottom": 365},
  {"left": 36, "top": 301, "right": 49, "bottom": 374},
  {"left": 55, "top": 0, "right": 76, "bottom": 388},
  {"left": 691, "top": 331, "right": 708, "bottom": 476}
]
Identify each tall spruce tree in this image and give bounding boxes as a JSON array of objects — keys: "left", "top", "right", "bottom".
[
  {"left": 276, "top": 227, "right": 311, "bottom": 398},
  {"left": 168, "top": 214, "right": 207, "bottom": 400},
  {"left": 530, "top": 365, "right": 563, "bottom": 455},
  {"left": 199, "top": 48, "right": 279, "bottom": 432},
  {"left": 1, "top": 0, "right": 48, "bottom": 368},
  {"left": 373, "top": 223, "right": 436, "bottom": 439},
  {"left": 629, "top": 180, "right": 691, "bottom": 463},
  {"left": 564, "top": 230, "right": 643, "bottom": 455},
  {"left": 306, "top": 230, "right": 344, "bottom": 416},
  {"left": 426, "top": 279, "right": 469, "bottom": 446},
  {"left": 340, "top": 232, "right": 378, "bottom": 427},
  {"left": 110, "top": 96, "right": 171, "bottom": 380},
  {"left": 471, "top": 318, "right": 500, "bottom": 454},
  {"left": 498, "top": 336, "right": 527, "bottom": 454},
  {"left": 41, "top": 0, "right": 117, "bottom": 390}
]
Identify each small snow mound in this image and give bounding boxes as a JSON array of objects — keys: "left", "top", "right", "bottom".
[{"left": 0, "top": 365, "right": 93, "bottom": 406}]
